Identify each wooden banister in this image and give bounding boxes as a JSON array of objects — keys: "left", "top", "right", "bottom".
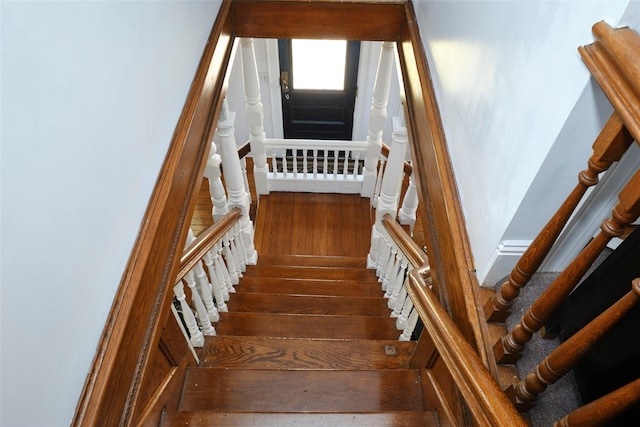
[
  {"left": 506, "top": 278, "right": 640, "bottom": 410},
  {"left": 72, "top": 2, "right": 235, "bottom": 425},
  {"left": 237, "top": 141, "right": 251, "bottom": 159},
  {"left": 381, "top": 213, "right": 427, "bottom": 267},
  {"left": 381, "top": 142, "right": 413, "bottom": 176},
  {"left": 407, "top": 266, "right": 528, "bottom": 427},
  {"left": 178, "top": 208, "right": 242, "bottom": 281},
  {"left": 555, "top": 377, "right": 640, "bottom": 427},
  {"left": 485, "top": 111, "right": 633, "bottom": 322},
  {"left": 495, "top": 169, "right": 640, "bottom": 363}
]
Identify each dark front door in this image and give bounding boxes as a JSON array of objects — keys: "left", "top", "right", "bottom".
[{"left": 278, "top": 39, "right": 360, "bottom": 140}]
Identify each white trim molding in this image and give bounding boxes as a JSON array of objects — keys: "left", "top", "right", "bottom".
[{"left": 478, "top": 240, "right": 532, "bottom": 288}]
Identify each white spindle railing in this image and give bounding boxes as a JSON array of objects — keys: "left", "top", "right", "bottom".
[
  {"left": 372, "top": 223, "right": 425, "bottom": 341},
  {"left": 171, "top": 210, "right": 243, "bottom": 348},
  {"left": 264, "top": 138, "right": 368, "bottom": 193}
]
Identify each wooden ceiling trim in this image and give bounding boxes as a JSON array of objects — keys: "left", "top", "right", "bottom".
[{"left": 230, "top": 0, "right": 406, "bottom": 41}]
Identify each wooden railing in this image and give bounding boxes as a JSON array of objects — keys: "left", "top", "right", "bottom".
[
  {"left": 485, "top": 21, "right": 640, "bottom": 426},
  {"left": 380, "top": 214, "right": 528, "bottom": 426},
  {"left": 172, "top": 209, "right": 243, "bottom": 347}
]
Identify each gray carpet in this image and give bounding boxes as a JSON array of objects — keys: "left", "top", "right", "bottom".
[{"left": 496, "top": 249, "right": 612, "bottom": 426}]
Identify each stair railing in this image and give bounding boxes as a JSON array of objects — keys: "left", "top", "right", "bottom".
[
  {"left": 380, "top": 212, "right": 527, "bottom": 426},
  {"left": 173, "top": 209, "right": 243, "bottom": 348},
  {"left": 370, "top": 213, "right": 428, "bottom": 340},
  {"left": 484, "top": 21, "right": 640, "bottom": 425}
]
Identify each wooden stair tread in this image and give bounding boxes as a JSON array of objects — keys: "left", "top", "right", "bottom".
[
  {"left": 200, "top": 336, "right": 416, "bottom": 370},
  {"left": 226, "top": 292, "right": 391, "bottom": 316},
  {"left": 179, "top": 368, "right": 424, "bottom": 412},
  {"left": 243, "top": 265, "right": 379, "bottom": 281},
  {"left": 257, "top": 254, "right": 368, "bottom": 268},
  {"left": 161, "top": 411, "right": 439, "bottom": 426},
  {"left": 216, "top": 312, "right": 400, "bottom": 340},
  {"left": 235, "top": 277, "right": 383, "bottom": 297}
]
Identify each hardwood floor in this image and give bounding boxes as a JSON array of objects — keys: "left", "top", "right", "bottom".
[{"left": 254, "top": 192, "right": 373, "bottom": 257}]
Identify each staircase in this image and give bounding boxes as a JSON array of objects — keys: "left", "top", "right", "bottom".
[{"left": 161, "top": 253, "right": 438, "bottom": 426}]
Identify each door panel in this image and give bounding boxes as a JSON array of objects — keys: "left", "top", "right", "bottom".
[{"left": 279, "top": 39, "right": 360, "bottom": 140}]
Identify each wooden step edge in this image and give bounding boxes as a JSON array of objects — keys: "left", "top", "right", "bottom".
[
  {"left": 161, "top": 411, "right": 439, "bottom": 427},
  {"left": 256, "top": 254, "right": 369, "bottom": 268},
  {"left": 199, "top": 336, "right": 417, "bottom": 370}
]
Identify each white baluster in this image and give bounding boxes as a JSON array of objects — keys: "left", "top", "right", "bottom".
[
  {"left": 270, "top": 149, "right": 278, "bottom": 176},
  {"left": 223, "top": 232, "right": 240, "bottom": 285},
  {"left": 215, "top": 241, "right": 235, "bottom": 294},
  {"left": 292, "top": 149, "right": 298, "bottom": 178},
  {"left": 313, "top": 149, "right": 319, "bottom": 178},
  {"left": 240, "top": 38, "right": 269, "bottom": 195},
  {"left": 381, "top": 247, "right": 397, "bottom": 291},
  {"left": 322, "top": 150, "right": 328, "bottom": 178},
  {"left": 204, "top": 142, "right": 229, "bottom": 221},
  {"left": 333, "top": 151, "right": 339, "bottom": 179},
  {"left": 376, "top": 240, "right": 392, "bottom": 280},
  {"left": 399, "top": 308, "right": 419, "bottom": 341},
  {"left": 396, "top": 292, "right": 414, "bottom": 330},
  {"left": 184, "top": 270, "right": 216, "bottom": 336},
  {"left": 217, "top": 98, "right": 258, "bottom": 265},
  {"left": 193, "top": 262, "right": 219, "bottom": 322},
  {"left": 383, "top": 250, "right": 400, "bottom": 296},
  {"left": 202, "top": 250, "right": 228, "bottom": 312},
  {"left": 231, "top": 228, "right": 247, "bottom": 273},
  {"left": 362, "top": 41, "right": 395, "bottom": 197},
  {"left": 352, "top": 151, "right": 361, "bottom": 180},
  {"left": 342, "top": 150, "right": 349, "bottom": 179},
  {"left": 392, "top": 284, "right": 407, "bottom": 319},
  {"left": 302, "top": 149, "right": 308, "bottom": 178},
  {"left": 282, "top": 154, "right": 288, "bottom": 178},
  {"left": 388, "top": 261, "right": 409, "bottom": 309},
  {"left": 173, "top": 281, "right": 205, "bottom": 347},
  {"left": 398, "top": 172, "right": 419, "bottom": 234}
]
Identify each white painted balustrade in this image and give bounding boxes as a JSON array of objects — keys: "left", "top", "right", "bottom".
[
  {"left": 372, "top": 225, "right": 423, "bottom": 341},
  {"left": 264, "top": 138, "right": 368, "bottom": 193},
  {"left": 171, "top": 212, "right": 244, "bottom": 348}
]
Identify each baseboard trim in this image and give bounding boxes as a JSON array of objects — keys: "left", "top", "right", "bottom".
[{"left": 478, "top": 240, "right": 531, "bottom": 287}]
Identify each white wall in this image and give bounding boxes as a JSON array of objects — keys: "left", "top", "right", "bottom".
[
  {"left": 411, "top": 0, "right": 629, "bottom": 285},
  {"left": 0, "top": 1, "right": 221, "bottom": 425}
]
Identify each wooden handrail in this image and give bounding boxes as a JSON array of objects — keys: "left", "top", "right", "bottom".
[
  {"left": 381, "top": 213, "right": 427, "bottom": 267},
  {"left": 380, "top": 212, "right": 525, "bottom": 425},
  {"left": 407, "top": 266, "right": 528, "bottom": 427},
  {"left": 72, "top": 2, "right": 235, "bottom": 424},
  {"left": 555, "top": 377, "right": 640, "bottom": 427},
  {"left": 177, "top": 208, "right": 242, "bottom": 281},
  {"left": 381, "top": 142, "right": 413, "bottom": 176},
  {"left": 238, "top": 141, "right": 251, "bottom": 159},
  {"left": 506, "top": 278, "right": 640, "bottom": 410}
]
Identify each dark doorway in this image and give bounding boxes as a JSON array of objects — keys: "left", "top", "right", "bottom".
[{"left": 278, "top": 39, "right": 360, "bottom": 140}]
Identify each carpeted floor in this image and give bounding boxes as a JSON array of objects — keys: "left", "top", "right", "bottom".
[{"left": 497, "top": 248, "right": 612, "bottom": 426}]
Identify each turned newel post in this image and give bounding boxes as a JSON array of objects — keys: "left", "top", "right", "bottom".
[
  {"left": 368, "top": 112, "right": 408, "bottom": 267},
  {"left": 204, "top": 142, "right": 229, "bottom": 221},
  {"left": 506, "top": 278, "right": 640, "bottom": 411},
  {"left": 216, "top": 99, "right": 258, "bottom": 265},
  {"left": 240, "top": 37, "right": 269, "bottom": 196},
  {"left": 362, "top": 41, "right": 395, "bottom": 197}
]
